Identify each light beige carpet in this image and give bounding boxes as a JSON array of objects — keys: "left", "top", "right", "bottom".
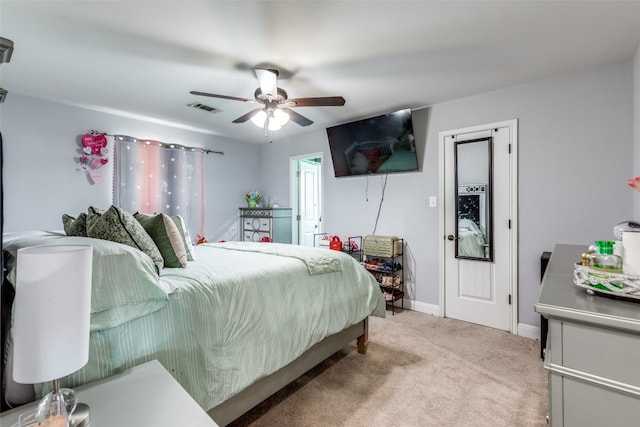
[{"left": 229, "top": 309, "right": 548, "bottom": 427}]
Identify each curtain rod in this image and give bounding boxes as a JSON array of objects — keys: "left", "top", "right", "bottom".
[{"left": 89, "top": 130, "right": 224, "bottom": 155}]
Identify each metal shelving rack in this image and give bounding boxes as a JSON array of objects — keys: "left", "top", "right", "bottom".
[{"left": 362, "top": 238, "right": 404, "bottom": 315}]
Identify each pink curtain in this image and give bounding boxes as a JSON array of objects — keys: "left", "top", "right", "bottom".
[{"left": 113, "top": 136, "right": 204, "bottom": 238}]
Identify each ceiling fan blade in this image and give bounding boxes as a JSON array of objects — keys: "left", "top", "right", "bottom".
[
  {"left": 281, "top": 108, "right": 313, "bottom": 127},
  {"left": 286, "top": 96, "right": 346, "bottom": 107},
  {"left": 255, "top": 68, "right": 278, "bottom": 99},
  {"left": 190, "top": 91, "right": 254, "bottom": 103},
  {"left": 232, "top": 108, "right": 263, "bottom": 123}
]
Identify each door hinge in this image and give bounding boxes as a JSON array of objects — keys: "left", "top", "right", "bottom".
[
  {"left": 508, "top": 143, "right": 512, "bottom": 154},
  {"left": 296, "top": 214, "right": 301, "bottom": 221},
  {"left": 508, "top": 219, "right": 512, "bottom": 229},
  {"left": 508, "top": 294, "right": 512, "bottom": 305},
  {"left": 296, "top": 171, "right": 301, "bottom": 177}
]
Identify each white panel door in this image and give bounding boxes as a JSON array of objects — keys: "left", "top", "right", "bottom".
[
  {"left": 443, "top": 123, "right": 515, "bottom": 331},
  {"left": 298, "top": 159, "right": 321, "bottom": 247}
]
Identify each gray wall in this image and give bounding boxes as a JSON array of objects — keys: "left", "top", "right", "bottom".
[
  {"left": 259, "top": 60, "right": 635, "bottom": 328},
  {"left": 0, "top": 94, "right": 261, "bottom": 241}
]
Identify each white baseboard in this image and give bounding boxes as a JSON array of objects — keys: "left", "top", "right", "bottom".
[
  {"left": 399, "top": 298, "right": 440, "bottom": 316},
  {"left": 517, "top": 323, "right": 540, "bottom": 340},
  {"left": 400, "top": 298, "right": 541, "bottom": 341}
]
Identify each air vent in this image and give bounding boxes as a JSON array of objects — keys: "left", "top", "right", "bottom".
[
  {"left": 187, "top": 102, "right": 217, "bottom": 113},
  {"left": 0, "top": 37, "right": 14, "bottom": 63}
]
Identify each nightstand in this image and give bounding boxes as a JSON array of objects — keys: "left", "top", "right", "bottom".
[{"left": 0, "top": 360, "right": 218, "bottom": 426}]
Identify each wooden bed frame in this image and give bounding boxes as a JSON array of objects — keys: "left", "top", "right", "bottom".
[{"left": 208, "top": 318, "right": 368, "bottom": 426}]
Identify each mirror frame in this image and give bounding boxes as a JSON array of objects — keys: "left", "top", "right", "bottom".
[{"left": 454, "top": 136, "right": 494, "bottom": 262}]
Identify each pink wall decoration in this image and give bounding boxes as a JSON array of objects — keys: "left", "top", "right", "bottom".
[
  {"left": 77, "top": 132, "right": 110, "bottom": 184},
  {"left": 89, "top": 172, "right": 102, "bottom": 184}
]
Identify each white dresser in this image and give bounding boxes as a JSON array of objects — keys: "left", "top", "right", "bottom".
[
  {"left": 535, "top": 244, "right": 640, "bottom": 427},
  {"left": 239, "top": 207, "right": 292, "bottom": 243}
]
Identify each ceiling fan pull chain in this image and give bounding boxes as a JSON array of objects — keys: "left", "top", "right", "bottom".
[{"left": 264, "top": 114, "right": 269, "bottom": 137}]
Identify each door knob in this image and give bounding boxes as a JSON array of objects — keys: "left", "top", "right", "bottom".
[{"left": 447, "top": 235, "right": 458, "bottom": 241}]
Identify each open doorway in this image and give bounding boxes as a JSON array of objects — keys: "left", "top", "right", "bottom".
[{"left": 290, "top": 153, "right": 323, "bottom": 246}]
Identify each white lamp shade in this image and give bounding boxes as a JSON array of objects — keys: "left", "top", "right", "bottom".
[
  {"left": 273, "top": 109, "right": 289, "bottom": 126},
  {"left": 251, "top": 110, "right": 267, "bottom": 128},
  {"left": 13, "top": 245, "right": 93, "bottom": 384},
  {"left": 251, "top": 109, "right": 289, "bottom": 131},
  {"left": 267, "top": 116, "right": 282, "bottom": 131}
]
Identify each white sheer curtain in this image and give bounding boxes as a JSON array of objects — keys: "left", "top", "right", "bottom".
[{"left": 113, "top": 136, "right": 204, "bottom": 239}]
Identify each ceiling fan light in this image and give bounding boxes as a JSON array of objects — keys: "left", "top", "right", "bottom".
[
  {"left": 267, "top": 119, "right": 282, "bottom": 131},
  {"left": 267, "top": 110, "right": 282, "bottom": 130},
  {"left": 251, "top": 110, "right": 267, "bottom": 128},
  {"left": 255, "top": 69, "right": 277, "bottom": 99},
  {"left": 273, "top": 109, "right": 289, "bottom": 126}
]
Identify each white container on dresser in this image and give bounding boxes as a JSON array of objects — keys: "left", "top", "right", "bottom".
[
  {"left": 535, "top": 244, "right": 640, "bottom": 427},
  {"left": 239, "top": 207, "right": 292, "bottom": 243}
]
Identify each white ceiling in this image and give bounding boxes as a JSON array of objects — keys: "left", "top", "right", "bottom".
[{"left": 1, "top": 0, "right": 640, "bottom": 144}]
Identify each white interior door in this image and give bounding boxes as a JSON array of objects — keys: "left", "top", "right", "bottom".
[
  {"left": 441, "top": 121, "right": 517, "bottom": 332},
  {"left": 291, "top": 155, "right": 323, "bottom": 246}
]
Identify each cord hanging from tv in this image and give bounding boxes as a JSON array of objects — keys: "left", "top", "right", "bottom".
[{"left": 326, "top": 109, "right": 418, "bottom": 177}]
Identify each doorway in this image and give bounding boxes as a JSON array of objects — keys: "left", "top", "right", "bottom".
[
  {"left": 439, "top": 120, "right": 518, "bottom": 333},
  {"left": 290, "top": 153, "right": 323, "bottom": 246}
]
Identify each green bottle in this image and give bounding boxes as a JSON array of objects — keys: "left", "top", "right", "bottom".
[{"left": 590, "top": 240, "right": 622, "bottom": 273}]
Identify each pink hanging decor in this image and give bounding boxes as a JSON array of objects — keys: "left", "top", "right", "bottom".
[{"left": 77, "top": 132, "right": 110, "bottom": 184}]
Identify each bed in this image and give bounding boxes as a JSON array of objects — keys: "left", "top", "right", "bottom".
[
  {"left": 457, "top": 218, "right": 487, "bottom": 258},
  {"left": 1, "top": 230, "right": 385, "bottom": 425}
]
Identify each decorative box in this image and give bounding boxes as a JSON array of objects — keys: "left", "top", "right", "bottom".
[{"left": 363, "top": 235, "right": 401, "bottom": 257}]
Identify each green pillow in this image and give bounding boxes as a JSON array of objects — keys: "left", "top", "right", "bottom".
[
  {"left": 88, "top": 206, "right": 106, "bottom": 215},
  {"left": 171, "top": 215, "right": 196, "bottom": 261},
  {"left": 62, "top": 213, "right": 88, "bottom": 236},
  {"left": 87, "top": 205, "right": 164, "bottom": 271},
  {"left": 134, "top": 212, "right": 188, "bottom": 268}
]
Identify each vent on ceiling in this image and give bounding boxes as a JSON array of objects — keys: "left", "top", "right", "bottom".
[
  {"left": 0, "top": 37, "right": 14, "bottom": 63},
  {"left": 187, "top": 102, "right": 217, "bottom": 113}
]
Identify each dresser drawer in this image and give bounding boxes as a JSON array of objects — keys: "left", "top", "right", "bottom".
[
  {"left": 243, "top": 218, "right": 271, "bottom": 231},
  {"left": 244, "top": 231, "right": 271, "bottom": 242},
  {"left": 562, "top": 322, "right": 640, "bottom": 388},
  {"left": 556, "top": 373, "right": 640, "bottom": 427}
]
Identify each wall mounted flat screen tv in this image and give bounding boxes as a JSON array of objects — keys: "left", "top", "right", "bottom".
[{"left": 326, "top": 108, "right": 418, "bottom": 177}]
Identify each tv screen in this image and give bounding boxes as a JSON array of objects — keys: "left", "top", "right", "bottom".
[{"left": 326, "top": 108, "right": 418, "bottom": 177}]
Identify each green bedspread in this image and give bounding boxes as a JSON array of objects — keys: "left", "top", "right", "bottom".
[
  {"left": 208, "top": 241, "right": 342, "bottom": 275},
  {"left": 4, "top": 233, "right": 385, "bottom": 411}
]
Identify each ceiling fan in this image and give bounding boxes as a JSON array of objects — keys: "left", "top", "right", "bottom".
[{"left": 190, "top": 68, "right": 345, "bottom": 131}]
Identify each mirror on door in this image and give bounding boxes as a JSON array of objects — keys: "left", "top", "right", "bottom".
[{"left": 453, "top": 137, "right": 494, "bottom": 261}]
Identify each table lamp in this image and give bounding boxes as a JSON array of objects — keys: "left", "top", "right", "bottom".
[{"left": 12, "top": 245, "right": 93, "bottom": 427}]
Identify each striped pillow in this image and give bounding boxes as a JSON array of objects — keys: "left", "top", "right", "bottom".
[
  {"left": 134, "top": 212, "right": 188, "bottom": 268},
  {"left": 171, "top": 215, "right": 196, "bottom": 261}
]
